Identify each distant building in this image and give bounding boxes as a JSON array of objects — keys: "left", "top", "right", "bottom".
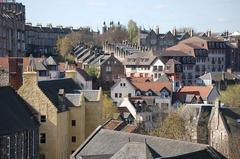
[
  {"left": 162, "top": 36, "right": 227, "bottom": 85},
  {"left": 25, "top": 24, "right": 75, "bottom": 57},
  {"left": 197, "top": 72, "right": 240, "bottom": 91},
  {"left": 0, "top": 86, "right": 39, "bottom": 159},
  {"left": 124, "top": 51, "right": 165, "bottom": 81},
  {"left": 138, "top": 27, "right": 191, "bottom": 51},
  {"left": 0, "top": 2, "right": 25, "bottom": 57}
]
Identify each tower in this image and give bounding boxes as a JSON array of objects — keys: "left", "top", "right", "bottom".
[{"left": 102, "top": 21, "right": 107, "bottom": 33}]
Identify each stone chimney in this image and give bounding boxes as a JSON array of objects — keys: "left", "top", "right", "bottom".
[
  {"left": 172, "top": 27, "right": 177, "bottom": 36},
  {"left": 207, "top": 30, "right": 212, "bottom": 37},
  {"left": 190, "top": 28, "right": 194, "bottom": 37},
  {"left": 155, "top": 25, "right": 159, "bottom": 35},
  {"left": 22, "top": 71, "right": 38, "bottom": 86}
]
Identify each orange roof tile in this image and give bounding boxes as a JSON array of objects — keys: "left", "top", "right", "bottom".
[
  {"left": 128, "top": 77, "right": 153, "bottom": 82},
  {"left": 132, "top": 82, "right": 172, "bottom": 92},
  {"left": 103, "top": 120, "right": 124, "bottom": 130},
  {"left": 179, "top": 86, "right": 213, "bottom": 98},
  {"left": 122, "top": 124, "right": 138, "bottom": 133}
]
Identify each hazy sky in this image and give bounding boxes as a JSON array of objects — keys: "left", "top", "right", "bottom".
[{"left": 19, "top": 0, "right": 240, "bottom": 33}]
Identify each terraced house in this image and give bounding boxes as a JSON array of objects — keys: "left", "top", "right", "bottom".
[
  {"left": 162, "top": 36, "right": 227, "bottom": 85},
  {"left": 18, "top": 70, "right": 104, "bottom": 159}
]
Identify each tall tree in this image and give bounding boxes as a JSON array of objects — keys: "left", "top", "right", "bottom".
[
  {"left": 150, "top": 112, "right": 188, "bottom": 140},
  {"left": 56, "top": 28, "right": 97, "bottom": 57},
  {"left": 99, "top": 25, "right": 129, "bottom": 44},
  {"left": 127, "top": 20, "right": 138, "bottom": 43},
  {"left": 220, "top": 85, "right": 240, "bottom": 107}
]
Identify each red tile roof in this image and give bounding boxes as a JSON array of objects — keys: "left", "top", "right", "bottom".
[
  {"left": 103, "top": 120, "right": 124, "bottom": 130},
  {"left": 132, "top": 82, "right": 172, "bottom": 92},
  {"left": 122, "top": 124, "right": 138, "bottom": 133},
  {"left": 128, "top": 77, "right": 153, "bottom": 82},
  {"left": 179, "top": 86, "right": 214, "bottom": 99}
]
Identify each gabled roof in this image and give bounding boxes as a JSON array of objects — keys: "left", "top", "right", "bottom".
[
  {"left": 110, "top": 142, "right": 160, "bottom": 159},
  {"left": 73, "top": 128, "right": 226, "bottom": 159},
  {"left": 45, "top": 56, "right": 57, "bottom": 66},
  {"left": 199, "top": 72, "right": 240, "bottom": 82},
  {"left": 124, "top": 51, "right": 157, "bottom": 66},
  {"left": 0, "top": 86, "right": 39, "bottom": 135},
  {"left": 179, "top": 86, "right": 215, "bottom": 100},
  {"left": 38, "top": 78, "right": 81, "bottom": 112}
]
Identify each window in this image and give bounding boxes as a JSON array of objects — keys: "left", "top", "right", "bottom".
[
  {"left": 158, "top": 66, "right": 163, "bottom": 71},
  {"left": 115, "top": 93, "right": 118, "bottom": 98},
  {"left": 72, "top": 136, "right": 76, "bottom": 142},
  {"left": 123, "top": 83, "right": 126, "bottom": 87},
  {"left": 40, "top": 115, "right": 46, "bottom": 123},
  {"left": 120, "top": 83, "right": 122, "bottom": 87},
  {"left": 40, "top": 133, "right": 46, "bottom": 144},
  {"left": 72, "top": 120, "right": 76, "bottom": 127},
  {"left": 128, "top": 93, "right": 131, "bottom": 97},
  {"left": 153, "top": 66, "right": 158, "bottom": 71},
  {"left": 119, "top": 93, "right": 122, "bottom": 98}
]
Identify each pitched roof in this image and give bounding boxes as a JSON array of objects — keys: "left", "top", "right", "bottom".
[
  {"left": 124, "top": 52, "right": 157, "bottom": 66},
  {"left": 0, "top": 86, "right": 39, "bottom": 135},
  {"left": 38, "top": 78, "right": 81, "bottom": 112},
  {"left": 45, "top": 56, "right": 57, "bottom": 65},
  {"left": 110, "top": 142, "right": 159, "bottom": 159},
  {"left": 132, "top": 82, "right": 172, "bottom": 92},
  {"left": 220, "top": 107, "right": 240, "bottom": 136},
  {"left": 179, "top": 86, "right": 214, "bottom": 100},
  {"left": 73, "top": 128, "right": 226, "bottom": 159},
  {"left": 199, "top": 72, "right": 240, "bottom": 81}
]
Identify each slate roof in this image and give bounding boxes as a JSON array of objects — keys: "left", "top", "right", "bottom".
[
  {"left": 220, "top": 107, "right": 240, "bottom": 136},
  {"left": 110, "top": 142, "right": 159, "bottom": 159},
  {"left": 73, "top": 128, "right": 226, "bottom": 159},
  {"left": 0, "top": 86, "right": 39, "bottom": 135},
  {"left": 199, "top": 72, "right": 240, "bottom": 82},
  {"left": 38, "top": 78, "right": 81, "bottom": 112},
  {"left": 124, "top": 52, "right": 157, "bottom": 66}
]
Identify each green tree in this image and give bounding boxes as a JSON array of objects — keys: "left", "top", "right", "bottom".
[
  {"left": 56, "top": 28, "right": 98, "bottom": 57},
  {"left": 127, "top": 19, "right": 138, "bottom": 43},
  {"left": 102, "top": 93, "right": 118, "bottom": 119},
  {"left": 85, "top": 66, "right": 98, "bottom": 78},
  {"left": 220, "top": 85, "right": 240, "bottom": 107},
  {"left": 150, "top": 112, "right": 187, "bottom": 140}
]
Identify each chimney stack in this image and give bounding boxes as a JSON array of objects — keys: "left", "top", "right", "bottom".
[{"left": 207, "top": 30, "right": 212, "bottom": 37}]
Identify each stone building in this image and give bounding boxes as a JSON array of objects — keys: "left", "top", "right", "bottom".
[
  {"left": 18, "top": 70, "right": 104, "bottom": 159},
  {"left": 138, "top": 27, "right": 191, "bottom": 51},
  {"left": 0, "top": 86, "right": 39, "bottom": 159},
  {"left": 208, "top": 100, "right": 240, "bottom": 159},
  {"left": 0, "top": 2, "right": 25, "bottom": 57},
  {"left": 162, "top": 36, "right": 227, "bottom": 85}
]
